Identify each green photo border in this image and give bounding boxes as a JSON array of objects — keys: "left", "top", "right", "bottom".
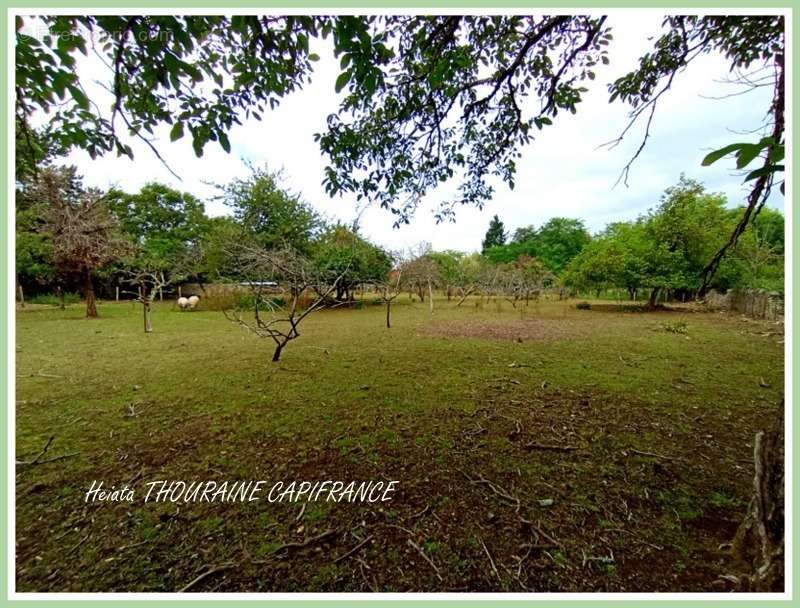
[{"left": 1, "top": 2, "right": 796, "bottom": 606}]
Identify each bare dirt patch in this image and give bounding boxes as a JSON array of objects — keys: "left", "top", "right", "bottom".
[{"left": 419, "top": 318, "right": 582, "bottom": 343}]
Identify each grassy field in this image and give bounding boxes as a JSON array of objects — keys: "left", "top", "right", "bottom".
[{"left": 15, "top": 296, "right": 784, "bottom": 592}]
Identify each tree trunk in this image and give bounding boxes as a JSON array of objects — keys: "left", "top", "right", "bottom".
[
  {"left": 731, "top": 411, "right": 784, "bottom": 591},
  {"left": 428, "top": 281, "right": 434, "bottom": 314},
  {"left": 386, "top": 300, "right": 391, "bottom": 329},
  {"left": 143, "top": 299, "right": 153, "bottom": 333},
  {"left": 647, "top": 287, "right": 661, "bottom": 309},
  {"left": 272, "top": 342, "right": 286, "bottom": 362},
  {"left": 456, "top": 287, "right": 474, "bottom": 307},
  {"left": 84, "top": 269, "right": 98, "bottom": 318},
  {"left": 17, "top": 283, "right": 25, "bottom": 308}
]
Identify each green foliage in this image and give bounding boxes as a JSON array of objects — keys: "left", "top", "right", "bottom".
[
  {"left": 487, "top": 217, "right": 589, "bottom": 274},
  {"left": 426, "top": 250, "right": 465, "bottom": 292},
  {"left": 318, "top": 16, "right": 610, "bottom": 222},
  {"left": 702, "top": 137, "right": 785, "bottom": 194},
  {"left": 217, "top": 166, "right": 321, "bottom": 253},
  {"left": 660, "top": 321, "right": 688, "bottom": 334},
  {"left": 16, "top": 204, "right": 54, "bottom": 285},
  {"left": 311, "top": 223, "right": 392, "bottom": 299},
  {"left": 564, "top": 176, "right": 784, "bottom": 296},
  {"left": 26, "top": 291, "right": 81, "bottom": 306},
  {"left": 610, "top": 16, "right": 783, "bottom": 108},
  {"left": 481, "top": 214, "right": 506, "bottom": 253},
  {"left": 107, "top": 182, "right": 208, "bottom": 273},
  {"left": 16, "top": 15, "right": 611, "bottom": 222},
  {"left": 15, "top": 16, "right": 326, "bottom": 164},
  {"left": 198, "top": 216, "right": 245, "bottom": 281}
]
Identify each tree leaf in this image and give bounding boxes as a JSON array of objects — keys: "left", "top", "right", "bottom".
[
  {"left": 169, "top": 121, "right": 184, "bottom": 142},
  {"left": 335, "top": 71, "right": 350, "bottom": 94},
  {"left": 701, "top": 143, "right": 749, "bottom": 166},
  {"left": 218, "top": 131, "right": 231, "bottom": 153},
  {"left": 735, "top": 143, "right": 764, "bottom": 169}
]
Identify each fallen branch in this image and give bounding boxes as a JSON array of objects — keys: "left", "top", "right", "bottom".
[
  {"left": 255, "top": 529, "right": 338, "bottom": 560},
  {"left": 16, "top": 436, "right": 80, "bottom": 467},
  {"left": 178, "top": 562, "right": 236, "bottom": 592}
]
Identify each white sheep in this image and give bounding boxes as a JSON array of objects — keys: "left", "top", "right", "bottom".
[
  {"left": 177, "top": 297, "right": 189, "bottom": 310},
  {"left": 187, "top": 295, "right": 200, "bottom": 310}
]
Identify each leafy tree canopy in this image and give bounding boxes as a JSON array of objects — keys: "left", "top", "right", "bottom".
[
  {"left": 216, "top": 165, "right": 322, "bottom": 253},
  {"left": 485, "top": 217, "right": 589, "bottom": 274},
  {"left": 107, "top": 182, "right": 208, "bottom": 271}
]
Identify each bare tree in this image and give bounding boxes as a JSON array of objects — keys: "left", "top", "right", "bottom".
[
  {"left": 378, "top": 253, "right": 404, "bottom": 329},
  {"left": 223, "top": 245, "right": 345, "bottom": 362},
  {"left": 122, "top": 247, "right": 200, "bottom": 333},
  {"left": 123, "top": 269, "right": 167, "bottom": 333},
  {"left": 401, "top": 244, "right": 440, "bottom": 314}
]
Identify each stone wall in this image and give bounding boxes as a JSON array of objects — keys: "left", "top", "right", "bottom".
[{"left": 704, "top": 289, "right": 784, "bottom": 321}]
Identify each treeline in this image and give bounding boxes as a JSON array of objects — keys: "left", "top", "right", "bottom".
[
  {"left": 16, "top": 156, "right": 784, "bottom": 319},
  {"left": 16, "top": 163, "right": 393, "bottom": 316},
  {"left": 477, "top": 175, "right": 784, "bottom": 303}
]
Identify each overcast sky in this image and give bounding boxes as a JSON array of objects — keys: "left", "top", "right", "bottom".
[{"left": 51, "top": 13, "right": 780, "bottom": 253}]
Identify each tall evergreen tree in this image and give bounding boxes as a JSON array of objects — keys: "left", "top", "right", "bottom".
[{"left": 481, "top": 215, "right": 506, "bottom": 254}]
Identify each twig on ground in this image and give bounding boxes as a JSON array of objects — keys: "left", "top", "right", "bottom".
[
  {"left": 525, "top": 442, "right": 581, "bottom": 452},
  {"left": 410, "top": 504, "right": 430, "bottom": 520},
  {"left": 479, "top": 536, "right": 501, "bottom": 580},
  {"left": 254, "top": 529, "right": 338, "bottom": 561},
  {"left": 17, "top": 371, "right": 63, "bottom": 379},
  {"left": 334, "top": 535, "right": 373, "bottom": 563},
  {"left": 357, "top": 558, "right": 377, "bottom": 591},
  {"left": 520, "top": 517, "right": 562, "bottom": 547},
  {"left": 16, "top": 435, "right": 80, "bottom": 467},
  {"left": 460, "top": 470, "right": 521, "bottom": 509},
  {"left": 178, "top": 562, "right": 236, "bottom": 592},
  {"left": 118, "top": 539, "right": 149, "bottom": 551},
  {"left": 385, "top": 523, "right": 416, "bottom": 536},
  {"left": 67, "top": 533, "right": 90, "bottom": 555},
  {"left": 626, "top": 448, "right": 681, "bottom": 461},
  {"left": 406, "top": 538, "right": 443, "bottom": 581}
]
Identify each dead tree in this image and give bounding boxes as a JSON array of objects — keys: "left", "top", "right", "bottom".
[
  {"left": 731, "top": 408, "right": 784, "bottom": 591},
  {"left": 223, "top": 245, "right": 345, "bottom": 362}
]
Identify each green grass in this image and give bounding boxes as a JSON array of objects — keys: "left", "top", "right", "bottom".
[{"left": 14, "top": 296, "right": 784, "bottom": 592}]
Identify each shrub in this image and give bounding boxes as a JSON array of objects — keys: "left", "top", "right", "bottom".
[
  {"left": 27, "top": 292, "right": 81, "bottom": 306},
  {"left": 660, "top": 321, "right": 688, "bottom": 334}
]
